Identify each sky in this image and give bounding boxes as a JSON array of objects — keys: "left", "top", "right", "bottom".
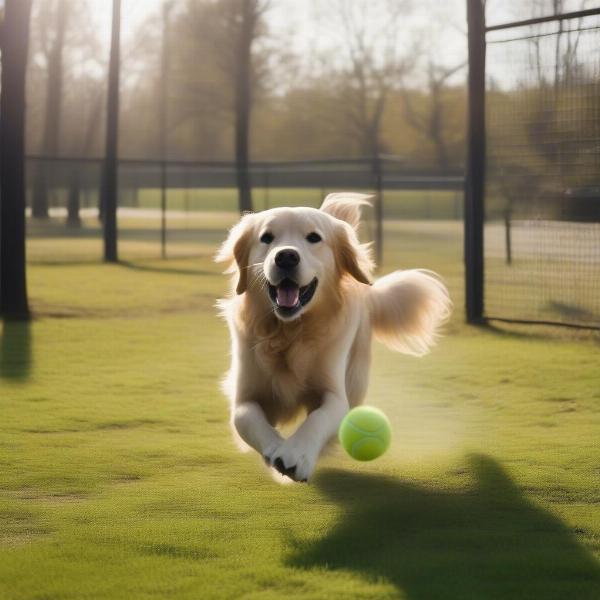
[
  {"left": 85, "top": 0, "right": 472, "bottom": 87},
  {"left": 80, "top": 0, "right": 600, "bottom": 89},
  {"left": 85, "top": 0, "right": 527, "bottom": 53},
  {"left": 88, "top": 0, "right": 162, "bottom": 47},
  {"left": 21, "top": 0, "right": 600, "bottom": 48}
]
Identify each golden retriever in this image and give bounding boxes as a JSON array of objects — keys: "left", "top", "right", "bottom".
[{"left": 216, "top": 193, "right": 451, "bottom": 482}]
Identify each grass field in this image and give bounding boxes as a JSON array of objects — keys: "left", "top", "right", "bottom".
[
  {"left": 27, "top": 195, "right": 600, "bottom": 327},
  {"left": 1, "top": 215, "right": 600, "bottom": 599},
  {"left": 39, "top": 186, "right": 464, "bottom": 220}
]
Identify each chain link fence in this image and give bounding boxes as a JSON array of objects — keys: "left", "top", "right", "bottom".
[
  {"left": 24, "top": 156, "right": 463, "bottom": 266},
  {"left": 467, "top": 2, "right": 600, "bottom": 330}
]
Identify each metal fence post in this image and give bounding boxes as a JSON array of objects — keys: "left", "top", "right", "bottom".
[
  {"left": 373, "top": 155, "right": 383, "bottom": 266},
  {"left": 263, "top": 166, "right": 270, "bottom": 210},
  {"left": 160, "top": 161, "right": 167, "bottom": 259},
  {"left": 159, "top": 2, "right": 172, "bottom": 259},
  {"left": 465, "top": 0, "right": 486, "bottom": 323}
]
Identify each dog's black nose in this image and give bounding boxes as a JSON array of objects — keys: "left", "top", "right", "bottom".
[{"left": 275, "top": 249, "right": 300, "bottom": 270}]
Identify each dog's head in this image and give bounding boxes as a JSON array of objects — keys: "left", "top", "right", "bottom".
[{"left": 216, "top": 193, "right": 374, "bottom": 321}]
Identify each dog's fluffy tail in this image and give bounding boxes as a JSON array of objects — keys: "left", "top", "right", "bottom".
[{"left": 368, "top": 270, "right": 451, "bottom": 356}]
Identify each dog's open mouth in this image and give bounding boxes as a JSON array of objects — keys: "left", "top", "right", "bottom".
[{"left": 268, "top": 277, "right": 318, "bottom": 315}]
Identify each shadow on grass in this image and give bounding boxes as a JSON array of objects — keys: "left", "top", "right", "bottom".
[
  {"left": 27, "top": 223, "right": 226, "bottom": 243},
  {"left": 118, "top": 260, "right": 216, "bottom": 277},
  {"left": 548, "top": 301, "right": 597, "bottom": 322},
  {"left": 0, "top": 320, "right": 32, "bottom": 380},
  {"left": 287, "top": 455, "right": 600, "bottom": 599},
  {"left": 479, "top": 322, "right": 600, "bottom": 344}
]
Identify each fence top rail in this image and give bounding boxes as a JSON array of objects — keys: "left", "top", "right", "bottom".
[
  {"left": 486, "top": 7, "right": 600, "bottom": 32},
  {"left": 25, "top": 154, "right": 408, "bottom": 169},
  {"left": 25, "top": 154, "right": 463, "bottom": 177}
]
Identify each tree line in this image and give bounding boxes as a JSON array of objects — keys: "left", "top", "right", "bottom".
[{"left": 25, "top": 0, "right": 467, "bottom": 221}]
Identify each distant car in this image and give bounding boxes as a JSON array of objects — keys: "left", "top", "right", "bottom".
[{"left": 561, "top": 187, "right": 600, "bottom": 222}]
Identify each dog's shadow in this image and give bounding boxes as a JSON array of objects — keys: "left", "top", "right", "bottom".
[
  {"left": 0, "top": 320, "right": 32, "bottom": 380},
  {"left": 287, "top": 455, "right": 600, "bottom": 599}
]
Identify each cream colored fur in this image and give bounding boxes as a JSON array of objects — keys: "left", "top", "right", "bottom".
[{"left": 216, "top": 193, "right": 451, "bottom": 482}]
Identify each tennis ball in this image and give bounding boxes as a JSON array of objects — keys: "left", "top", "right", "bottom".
[{"left": 339, "top": 406, "right": 391, "bottom": 461}]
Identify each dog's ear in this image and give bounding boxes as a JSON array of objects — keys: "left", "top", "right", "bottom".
[
  {"left": 215, "top": 214, "right": 255, "bottom": 294},
  {"left": 320, "top": 193, "right": 372, "bottom": 231},
  {"left": 334, "top": 222, "right": 374, "bottom": 285}
]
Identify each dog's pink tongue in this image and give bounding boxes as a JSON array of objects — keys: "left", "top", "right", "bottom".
[{"left": 276, "top": 284, "right": 299, "bottom": 308}]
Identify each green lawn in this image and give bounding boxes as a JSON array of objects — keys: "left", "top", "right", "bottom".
[
  {"left": 1, "top": 217, "right": 600, "bottom": 599},
  {"left": 47, "top": 186, "right": 463, "bottom": 220}
]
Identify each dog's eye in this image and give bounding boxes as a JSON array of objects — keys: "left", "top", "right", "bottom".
[
  {"left": 306, "top": 232, "right": 322, "bottom": 244},
  {"left": 260, "top": 232, "right": 274, "bottom": 244}
]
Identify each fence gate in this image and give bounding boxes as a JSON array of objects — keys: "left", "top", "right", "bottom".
[{"left": 466, "top": 1, "right": 600, "bottom": 330}]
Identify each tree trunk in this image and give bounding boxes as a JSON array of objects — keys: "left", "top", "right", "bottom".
[
  {"left": 32, "top": 0, "right": 68, "bottom": 219},
  {"left": 67, "top": 93, "right": 103, "bottom": 228},
  {"left": 429, "top": 83, "right": 449, "bottom": 170},
  {"left": 67, "top": 168, "right": 81, "bottom": 227},
  {"left": 102, "top": 0, "right": 121, "bottom": 262},
  {"left": 0, "top": 0, "right": 33, "bottom": 320},
  {"left": 31, "top": 163, "right": 49, "bottom": 219},
  {"left": 433, "top": 135, "right": 450, "bottom": 171},
  {"left": 234, "top": 0, "right": 255, "bottom": 214}
]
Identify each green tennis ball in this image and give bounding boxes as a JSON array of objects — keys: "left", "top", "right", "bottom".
[{"left": 339, "top": 406, "right": 392, "bottom": 461}]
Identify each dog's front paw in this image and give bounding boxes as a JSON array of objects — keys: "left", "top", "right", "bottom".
[
  {"left": 268, "top": 439, "right": 317, "bottom": 483},
  {"left": 262, "top": 439, "right": 283, "bottom": 467}
]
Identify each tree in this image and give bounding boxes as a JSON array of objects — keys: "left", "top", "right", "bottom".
[
  {"left": 0, "top": 0, "right": 33, "bottom": 320},
  {"left": 325, "top": 0, "right": 415, "bottom": 158},
  {"left": 101, "top": 0, "right": 121, "bottom": 263},
  {"left": 159, "top": 2, "right": 173, "bottom": 257},
  {"left": 319, "top": 0, "right": 416, "bottom": 263},
  {"left": 31, "top": 0, "right": 69, "bottom": 219},
  {"left": 214, "top": 0, "right": 270, "bottom": 213},
  {"left": 67, "top": 89, "right": 103, "bottom": 227},
  {"left": 174, "top": 0, "right": 272, "bottom": 211},
  {"left": 402, "top": 61, "right": 466, "bottom": 171},
  {"left": 233, "top": 0, "right": 258, "bottom": 213}
]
